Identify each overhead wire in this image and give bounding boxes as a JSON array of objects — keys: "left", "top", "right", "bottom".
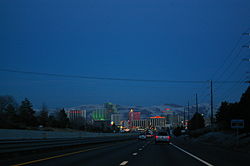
[{"left": 0, "top": 68, "right": 210, "bottom": 83}]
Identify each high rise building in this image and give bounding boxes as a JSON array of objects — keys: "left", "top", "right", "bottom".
[
  {"left": 92, "top": 109, "right": 109, "bottom": 121},
  {"left": 111, "top": 113, "right": 120, "bottom": 126},
  {"left": 130, "top": 116, "right": 170, "bottom": 130},
  {"left": 131, "top": 119, "right": 148, "bottom": 129},
  {"left": 105, "top": 102, "right": 118, "bottom": 120},
  {"left": 66, "top": 110, "right": 86, "bottom": 126},
  {"left": 128, "top": 109, "right": 140, "bottom": 121},
  {"left": 148, "top": 116, "right": 168, "bottom": 128}
]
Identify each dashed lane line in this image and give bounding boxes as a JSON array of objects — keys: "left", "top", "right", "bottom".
[{"left": 120, "top": 161, "right": 128, "bottom": 165}]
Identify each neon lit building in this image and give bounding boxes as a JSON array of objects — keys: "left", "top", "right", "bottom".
[
  {"left": 130, "top": 116, "right": 169, "bottom": 130},
  {"left": 149, "top": 116, "right": 167, "bottom": 128},
  {"left": 128, "top": 109, "right": 141, "bottom": 121},
  {"left": 92, "top": 109, "right": 109, "bottom": 121},
  {"left": 66, "top": 110, "right": 86, "bottom": 121}
]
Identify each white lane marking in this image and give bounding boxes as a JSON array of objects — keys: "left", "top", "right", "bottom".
[
  {"left": 120, "top": 161, "right": 128, "bottom": 166},
  {"left": 139, "top": 148, "right": 142, "bottom": 151},
  {"left": 132, "top": 152, "right": 138, "bottom": 156},
  {"left": 170, "top": 143, "right": 214, "bottom": 166}
]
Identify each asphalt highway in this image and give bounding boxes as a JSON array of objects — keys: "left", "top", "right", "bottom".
[{"left": 1, "top": 138, "right": 249, "bottom": 166}]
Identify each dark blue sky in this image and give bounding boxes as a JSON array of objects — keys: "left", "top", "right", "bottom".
[{"left": 1, "top": 0, "right": 250, "bottom": 108}]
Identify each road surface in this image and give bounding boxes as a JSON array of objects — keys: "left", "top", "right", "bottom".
[{"left": 1, "top": 138, "right": 249, "bottom": 166}]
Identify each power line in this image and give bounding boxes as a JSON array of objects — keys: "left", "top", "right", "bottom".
[
  {"left": 0, "top": 68, "right": 246, "bottom": 84},
  {"left": 210, "top": 34, "right": 244, "bottom": 81},
  {"left": 210, "top": 28, "right": 250, "bottom": 81},
  {"left": 0, "top": 68, "right": 209, "bottom": 83},
  {"left": 197, "top": 29, "right": 250, "bottom": 105}
]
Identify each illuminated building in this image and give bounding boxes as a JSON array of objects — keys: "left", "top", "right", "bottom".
[
  {"left": 111, "top": 113, "right": 120, "bottom": 125},
  {"left": 130, "top": 116, "right": 170, "bottom": 130},
  {"left": 148, "top": 116, "right": 168, "bottom": 128},
  {"left": 66, "top": 110, "right": 86, "bottom": 122},
  {"left": 105, "top": 102, "right": 118, "bottom": 120},
  {"left": 128, "top": 109, "right": 141, "bottom": 121},
  {"left": 92, "top": 109, "right": 109, "bottom": 121},
  {"left": 131, "top": 119, "right": 148, "bottom": 129}
]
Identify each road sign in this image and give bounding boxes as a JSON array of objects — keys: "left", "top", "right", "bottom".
[{"left": 231, "top": 119, "right": 244, "bottom": 129}]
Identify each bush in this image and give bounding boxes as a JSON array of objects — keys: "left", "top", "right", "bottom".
[
  {"left": 173, "top": 126, "right": 183, "bottom": 136},
  {"left": 188, "top": 127, "right": 214, "bottom": 138}
]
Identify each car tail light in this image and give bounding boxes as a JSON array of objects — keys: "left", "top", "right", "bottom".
[
  {"left": 155, "top": 136, "right": 159, "bottom": 139},
  {"left": 167, "top": 136, "right": 171, "bottom": 139}
]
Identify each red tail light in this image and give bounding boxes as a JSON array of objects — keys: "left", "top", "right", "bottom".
[
  {"left": 155, "top": 136, "right": 159, "bottom": 139},
  {"left": 167, "top": 136, "right": 171, "bottom": 139}
]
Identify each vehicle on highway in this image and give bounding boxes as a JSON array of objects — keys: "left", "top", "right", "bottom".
[
  {"left": 154, "top": 131, "right": 171, "bottom": 144},
  {"left": 145, "top": 130, "right": 154, "bottom": 138},
  {"left": 138, "top": 133, "right": 146, "bottom": 140}
]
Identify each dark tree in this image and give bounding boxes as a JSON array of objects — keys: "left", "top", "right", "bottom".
[
  {"left": 71, "top": 116, "right": 85, "bottom": 130},
  {"left": 4, "top": 104, "right": 19, "bottom": 128},
  {"left": 37, "top": 104, "right": 49, "bottom": 127},
  {"left": 18, "top": 98, "right": 37, "bottom": 127},
  {"left": 0, "top": 96, "right": 18, "bottom": 128},
  {"left": 0, "top": 95, "right": 17, "bottom": 112},
  {"left": 56, "top": 109, "right": 70, "bottom": 128},
  {"left": 6, "top": 104, "right": 18, "bottom": 121},
  {"left": 188, "top": 113, "right": 205, "bottom": 130},
  {"left": 48, "top": 115, "right": 58, "bottom": 127},
  {"left": 239, "top": 86, "right": 250, "bottom": 132},
  {"left": 215, "top": 86, "right": 250, "bottom": 131},
  {"left": 173, "top": 126, "right": 183, "bottom": 136},
  {"left": 216, "top": 102, "right": 238, "bottom": 129}
]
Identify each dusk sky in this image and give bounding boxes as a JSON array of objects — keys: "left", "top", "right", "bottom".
[{"left": 1, "top": 0, "right": 250, "bottom": 109}]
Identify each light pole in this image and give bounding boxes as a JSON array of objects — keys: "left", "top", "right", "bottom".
[
  {"left": 195, "top": 93, "right": 198, "bottom": 113},
  {"left": 210, "top": 80, "right": 214, "bottom": 126}
]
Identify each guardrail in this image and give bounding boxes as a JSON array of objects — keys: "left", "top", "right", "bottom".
[
  {"left": 0, "top": 129, "right": 136, "bottom": 140},
  {"left": 0, "top": 135, "right": 137, "bottom": 158}
]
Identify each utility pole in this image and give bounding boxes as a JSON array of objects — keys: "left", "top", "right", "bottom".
[
  {"left": 196, "top": 93, "right": 198, "bottom": 113},
  {"left": 210, "top": 80, "right": 214, "bottom": 126},
  {"left": 183, "top": 107, "right": 186, "bottom": 127},
  {"left": 187, "top": 101, "right": 190, "bottom": 121},
  {"left": 243, "top": 32, "right": 250, "bottom": 86}
]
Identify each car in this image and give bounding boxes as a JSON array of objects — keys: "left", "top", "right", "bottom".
[
  {"left": 138, "top": 133, "right": 146, "bottom": 140},
  {"left": 154, "top": 131, "right": 171, "bottom": 144},
  {"left": 145, "top": 130, "right": 154, "bottom": 138}
]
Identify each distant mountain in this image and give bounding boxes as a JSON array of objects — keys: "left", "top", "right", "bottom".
[{"left": 163, "top": 103, "right": 183, "bottom": 108}]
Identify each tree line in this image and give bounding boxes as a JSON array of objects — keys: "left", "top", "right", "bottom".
[
  {"left": 216, "top": 86, "right": 250, "bottom": 132},
  {"left": 173, "top": 86, "right": 250, "bottom": 136},
  {"left": 0, "top": 97, "right": 70, "bottom": 129},
  {"left": 0, "top": 96, "right": 119, "bottom": 133}
]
